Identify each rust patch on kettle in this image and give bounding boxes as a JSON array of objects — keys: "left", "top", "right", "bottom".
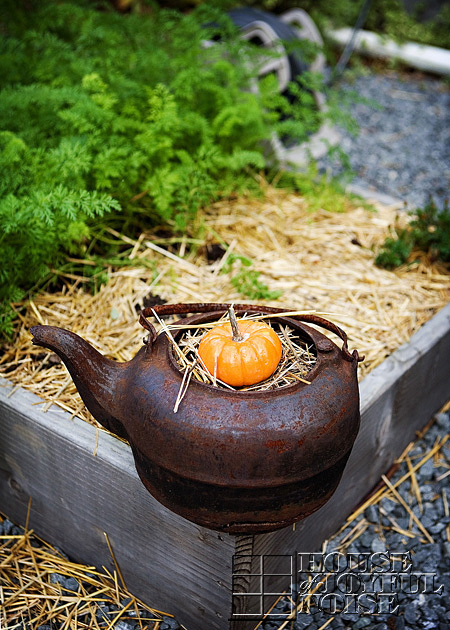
[{"left": 265, "top": 440, "right": 291, "bottom": 454}]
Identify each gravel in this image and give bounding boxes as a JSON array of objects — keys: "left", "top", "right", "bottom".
[
  {"left": 260, "top": 409, "right": 450, "bottom": 630},
  {"left": 318, "top": 70, "right": 450, "bottom": 211}
]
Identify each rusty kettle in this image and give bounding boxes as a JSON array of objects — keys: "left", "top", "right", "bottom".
[{"left": 31, "top": 302, "right": 362, "bottom": 534}]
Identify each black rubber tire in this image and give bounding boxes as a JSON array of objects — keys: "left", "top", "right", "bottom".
[{"left": 228, "top": 7, "right": 309, "bottom": 83}]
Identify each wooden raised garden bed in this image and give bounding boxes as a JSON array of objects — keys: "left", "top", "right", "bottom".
[{"left": 1, "top": 187, "right": 450, "bottom": 630}]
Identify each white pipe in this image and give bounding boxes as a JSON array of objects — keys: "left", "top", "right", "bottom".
[{"left": 327, "top": 27, "right": 450, "bottom": 76}]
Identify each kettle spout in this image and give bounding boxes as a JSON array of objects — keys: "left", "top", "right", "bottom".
[{"left": 31, "top": 325, "right": 128, "bottom": 440}]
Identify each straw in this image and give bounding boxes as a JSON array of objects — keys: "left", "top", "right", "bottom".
[
  {"left": 170, "top": 314, "right": 316, "bottom": 400},
  {"left": 0, "top": 515, "right": 173, "bottom": 630},
  {"left": 1, "top": 183, "right": 449, "bottom": 430},
  {"left": 381, "top": 474, "right": 434, "bottom": 543}
]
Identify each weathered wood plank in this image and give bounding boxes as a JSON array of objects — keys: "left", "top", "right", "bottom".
[
  {"left": 0, "top": 381, "right": 235, "bottom": 630},
  {"left": 1, "top": 302, "right": 450, "bottom": 629}
]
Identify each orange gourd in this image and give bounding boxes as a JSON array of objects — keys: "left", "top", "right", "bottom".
[{"left": 198, "top": 309, "right": 282, "bottom": 387}]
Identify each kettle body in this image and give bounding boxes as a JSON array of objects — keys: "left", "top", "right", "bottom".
[{"left": 31, "top": 303, "right": 361, "bottom": 533}]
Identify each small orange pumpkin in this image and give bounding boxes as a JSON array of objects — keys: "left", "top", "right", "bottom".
[{"left": 198, "top": 309, "right": 282, "bottom": 387}]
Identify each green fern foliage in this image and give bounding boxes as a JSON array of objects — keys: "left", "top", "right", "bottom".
[{"left": 0, "top": 0, "right": 329, "bottom": 337}]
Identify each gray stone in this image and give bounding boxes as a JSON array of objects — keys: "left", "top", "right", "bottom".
[
  {"left": 420, "top": 488, "right": 435, "bottom": 502},
  {"left": 359, "top": 531, "right": 375, "bottom": 548},
  {"left": 385, "top": 532, "right": 405, "bottom": 547},
  {"left": 381, "top": 497, "right": 396, "bottom": 514},
  {"left": 405, "top": 536, "right": 422, "bottom": 551},
  {"left": 394, "top": 516, "right": 410, "bottom": 531},
  {"left": 440, "top": 579, "right": 450, "bottom": 610},
  {"left": 420, "top": 459, "right": 436, "bottom": 480},
  {"left": 404, "top": 605, "right": 418, "bottom": 624},
  {"left": 412, "top": 543, "right": 441, "bottom": 572},
  {"left": 423, "top": 607, "right": 439, "bottom": 622},
  {"left": 96, "top": 606, "right": 111, "bottom": 621},
  {"left": 422, "top": 501, "right": 437, "bottom": 516},
  {"left": 420, "top": 515, "right": 435, "bottom": 530},
  {"left": 430, "top": 522, "right": 446, "bottom": 534},
  {"left": 424, "top": 426, "right": 440, "bottom": 443},
  {"left": 365, "top": 505, "right": 379, "bottom": 523},
  {"left": 435, "top": 413, "right": 450, "bottom": 430},
  {"left": 353, "top": 618, "right": 372, "bottom": 629},
  {"left": 397, "top": 487, "right": 412, "bottom": 505},
  {"left": 434, "top": 498, "right": 445, "bottom": 518},
  {"left": 436, "top": 606, "right": 448, "bottom": 622},
  {"left": 392, "top": 504, "right": 407, "bottom": 519},
  {"left": 346, "top": 543, "right": 361, "bottom": 555},
  {"left": 63, "top": 577, "right": 79, "bottom": 592},
  {"left": 1, "top": 518, "right": 14, "bottom": 535},
  {"left": 294, "top": 613, "right": 312, "bottom": 629},
  {"left": 371, "top": 537, "right": 386, "bottom": 553},
  {"left": 49, "top": 573, "right": 66, "bottom": 586}
]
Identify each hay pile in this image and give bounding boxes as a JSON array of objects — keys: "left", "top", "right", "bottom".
[
  {"left": 0, "top": 510, "right": 179, "bottom": 630},
  {"left": 1, "top": 185, "right": 450, "bottom": 429}
]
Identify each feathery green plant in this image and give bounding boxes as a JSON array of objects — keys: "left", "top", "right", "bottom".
[{"left": 0, "top": 0, "right": 330, "bottom": 337}]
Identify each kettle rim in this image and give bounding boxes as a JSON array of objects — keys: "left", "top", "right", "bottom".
[{"left": 163, "top": 310, "right": 333, "bottom": 397}]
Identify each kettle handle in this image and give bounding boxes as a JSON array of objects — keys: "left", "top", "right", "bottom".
[{"left": 139, "top": 303, "right": 363, "bottom": 363}]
